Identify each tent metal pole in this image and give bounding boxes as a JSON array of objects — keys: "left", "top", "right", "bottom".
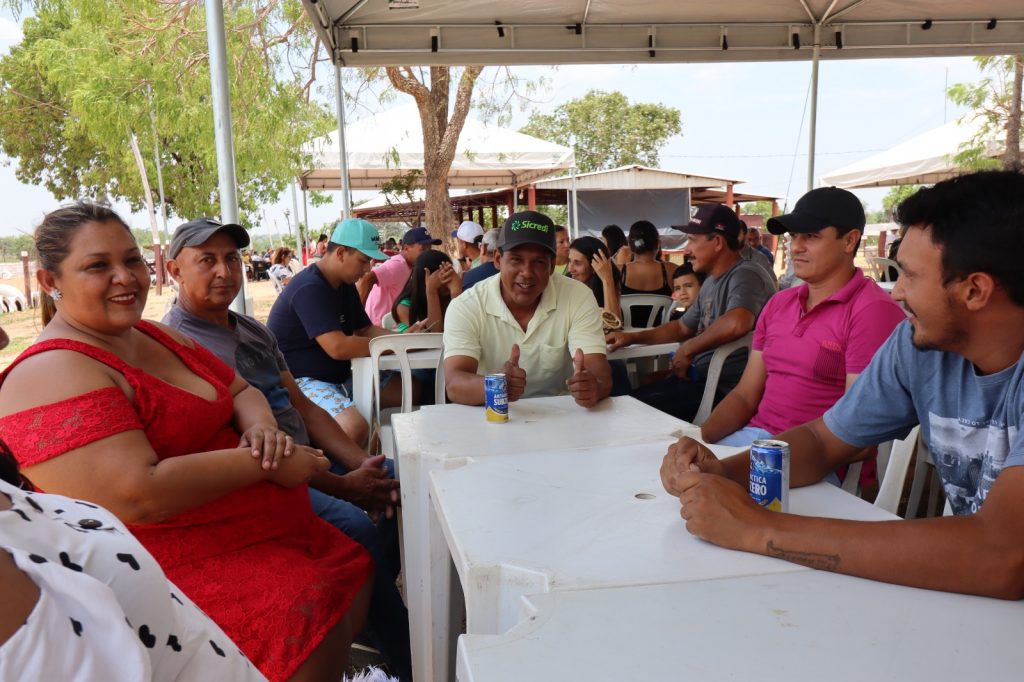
[
  {"left": 807, "top": 22, "right": 821, "bottom": 191},
  {"left": 570, "top": 168, "right": 580, "bottom": 237},
  {"left": 334, "top": 63, "right": 353, "bottom": 218},
  {"left": 302, "top": 188, "right": 310, "bottom": 264},
  {"left": 205, "top": 0, "right": 249, "bottom": 314}
]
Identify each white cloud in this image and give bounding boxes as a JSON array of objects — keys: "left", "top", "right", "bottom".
[{"left": 0, "top": 17, "right": 23, "bottom": 55}]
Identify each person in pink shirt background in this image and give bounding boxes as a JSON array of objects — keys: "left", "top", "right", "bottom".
[
  {"left": 698, "top": 187, "right": 906, "bottom": 462},
  {"left": 359, "top": 226, "right": 441, "bottom": 325}
]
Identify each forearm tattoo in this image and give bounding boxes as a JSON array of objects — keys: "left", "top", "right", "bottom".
[{"left": 766, "top": 540, "right": 841, "bottom": 571}]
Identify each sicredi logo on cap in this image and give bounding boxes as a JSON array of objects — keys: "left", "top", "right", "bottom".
[{"left": 509, "top": 219, "right": 550, "bottom": 233}]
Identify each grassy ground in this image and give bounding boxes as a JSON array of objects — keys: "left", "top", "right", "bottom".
[{"left": 0, "top": 279, "right": 281, "bottom": 372}]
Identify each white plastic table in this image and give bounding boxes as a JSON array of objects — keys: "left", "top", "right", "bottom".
[
  {"left": 349, "top": 342, "right": 678, "bottom": 423},
  {"left": 430, "top": 441, "right": 897, "bottom": 640},
  {"left": 457, "top": 571, "right": 1023, "bottom": 682},
  {"left": 393, "top": 395, "right": 692, "bottom": 682}
]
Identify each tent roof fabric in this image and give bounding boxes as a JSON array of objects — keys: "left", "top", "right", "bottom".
[
  {"left": 819, "top": 118, "right": 1005, "bottom": 188},
  {"left": 300, "top": 105, "right": 575, "bottom": 190},
  {"left": 301, "top": 1, "right": 1024, "bottom": 67}
]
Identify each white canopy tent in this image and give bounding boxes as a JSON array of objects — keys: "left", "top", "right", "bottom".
[
  {"left": 820, "top": 117, "right": 1015, "bottom": 188},
  {"left": 299, "top": 105, "right": 574, "bottom": 191}
]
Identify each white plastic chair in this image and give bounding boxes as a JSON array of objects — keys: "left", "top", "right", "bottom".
[
  {"left": 867, "top": 256, "right": 903, "bottom": 282},
  {"left": 620, "top": 294, "right": 674, "bottom": 329},
  {"left": 872, "top": 425, "right": 922, "bottom": 515},
  {"left": 691, "top": 333, "right": 754, "bottom": 426},
  {"left": 905, "top": 440, "right": 945, "bottom": 518},
  {"left": 368, "top": 333, "right": 444, "bottom": 456},
  {"left": 381, "top": 312, "right": 397, "bottom": 330}
]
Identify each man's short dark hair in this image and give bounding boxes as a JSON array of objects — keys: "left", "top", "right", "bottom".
[
  {"left": 554, "top": 225, "right": 568, "bottom": 234},
  {"left": 895, "top": 170, "right": 1024, "bottom": 306},
  {"left": 705, "top": 231, "right": 741, "bottom": 251}
]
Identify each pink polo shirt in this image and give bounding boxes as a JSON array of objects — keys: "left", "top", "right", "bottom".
[
  {"left": 364, "top": 253, "right": 412, "bottom": 325},
  {"left": 748, "top": 269, "right": 906, "bottom": 436}
]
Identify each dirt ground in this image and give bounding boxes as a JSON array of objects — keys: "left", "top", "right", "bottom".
[{"left": 0, "top": 279, "right": 281, "bottom": 372}]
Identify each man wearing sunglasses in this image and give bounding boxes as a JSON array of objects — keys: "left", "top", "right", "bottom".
[{"left": 606, "top": 203, "right": 777, "bottom": 422}]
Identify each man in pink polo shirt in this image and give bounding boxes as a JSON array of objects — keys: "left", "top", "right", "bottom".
[
  {"left": 697, "top": 187, "right": 906, "bottom": 450},
  {"left": 360, "top": 226, "right": 441, "bottom": 325}
]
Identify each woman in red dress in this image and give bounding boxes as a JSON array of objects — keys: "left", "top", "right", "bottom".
[{"left": 0, "top": 203, "right": 373, "bottom": 682}]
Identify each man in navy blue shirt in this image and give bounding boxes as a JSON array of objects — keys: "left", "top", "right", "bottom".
[{"left": 268, "top": 218, "right": 399, "bottom": 438}]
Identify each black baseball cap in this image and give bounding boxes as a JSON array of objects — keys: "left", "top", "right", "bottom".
[
  {"left": 675, "top": 204, "right": 742, "bottom": 242},
  {"left": 767, "top": 187, "right": 865, "bottom": 235},
  {"left": 401, "top": 227, "right": 442, "bottom": 246},
  {"left": 499, "top": 210, "right": 556, "bottom": 255},
  {"left": 169, "top": 218, "right": 249, "bottom": 258}
]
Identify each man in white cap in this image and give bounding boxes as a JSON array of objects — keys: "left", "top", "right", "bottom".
[
  {"left": 463, "top": 227, "right": 501, "bottom": 289},
  {"left": 453, "top": 220, "right": 484, "bottom": 270}
]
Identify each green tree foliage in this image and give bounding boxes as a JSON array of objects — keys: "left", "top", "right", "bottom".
[
  {"left": 0, "top": 0, "right": 332, "bottom": 223},
  {"left": 520, "top": 90, "right": 682, "bottom": 173},
  {"left": 738, "top": 200, "right": 775, "bottom": 222},
  {"left": 947, "top": 55, "right": 1024, "bottom": 171},
  {"left": 882, "top": 185, "right": 920, "bottom": 218}
]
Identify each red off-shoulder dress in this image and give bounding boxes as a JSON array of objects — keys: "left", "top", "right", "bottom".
[{"left": 0, "top": 321, "right": 373, "bottom": 682}]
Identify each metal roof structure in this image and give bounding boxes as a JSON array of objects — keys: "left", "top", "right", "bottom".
[{"left": 301, "top": 1, "right": 1024, "bottom": 67}]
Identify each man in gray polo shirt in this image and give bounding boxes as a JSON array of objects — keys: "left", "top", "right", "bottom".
[
  {"left": 607, "top": 204, "right": 777, "bottom": 421},
  {"left": 162, "top": 218, "right": 411, "bottom": 681}
]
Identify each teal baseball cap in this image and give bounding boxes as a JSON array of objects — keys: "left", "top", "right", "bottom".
[{"left": 330, "top": 218, "right": 388, "bottom": 260}]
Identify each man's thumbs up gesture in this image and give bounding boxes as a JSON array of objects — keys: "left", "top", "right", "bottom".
[
  {"left": 501, "top": 343, "right": 528, "bottom": 402},
  {"left": 566, "top": 348, "right": 599, "bottom": 407}
]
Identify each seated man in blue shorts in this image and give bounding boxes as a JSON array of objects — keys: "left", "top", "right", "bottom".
[
  {"left": 267, "top": 218, "right": 414, "bottom": 439},
  {"left": 659, "top": 171, "right": 1024, "bottom": 599}
]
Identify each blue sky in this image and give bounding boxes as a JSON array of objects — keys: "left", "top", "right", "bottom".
[{"left": 0, "top": 12, "right": 984, "bottom": 239}]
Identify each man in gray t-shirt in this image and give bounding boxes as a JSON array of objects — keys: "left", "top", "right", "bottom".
[
  {"left": 607, "top": 204, "right": 776, "bottom": 422},
  {"left": 659, "top": 172, "right": 1024, "bottom": 599}
]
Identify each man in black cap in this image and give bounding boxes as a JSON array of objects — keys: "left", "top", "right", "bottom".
[
  {"left": 607, "top": 204, "right": 776, "bottom": 422},
  {"left": 695, "top": 187, "right": 905, "bottom": 453},
  {"left": 443, "top": 210, "right": 612, "bottom": 407}
]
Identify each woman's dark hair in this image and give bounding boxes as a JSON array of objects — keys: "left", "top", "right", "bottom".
[
  {"left": 569, "top": 236, "right": 621, "bottom": 307},
  {"left": 601, "top": 224, "right": 627, "bottom": 255},
  {"left": 35, "top": 202, "right": 134, "bottom": 326},
  {"left": 628, "top": 220, "right": 660, "bottom": 254},
  {"left": 392, "top": 249, "right": 454, "bottom": 324},
  {"left": 672, "top": 261, "right": 707, "bottom": 285},
  {"left": 896, "top": 170, "right": 1024, "bottom": 306},
  {"left": 0, "top": 440, "right": 30, "bottom": 489},
  {"left": 271, "top": 248, "right": 293, "bottom": 265}
]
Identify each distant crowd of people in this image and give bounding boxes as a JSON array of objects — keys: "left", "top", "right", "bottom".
[{"left": 1, "top": 170, "right": 1023, "bottom": 681}]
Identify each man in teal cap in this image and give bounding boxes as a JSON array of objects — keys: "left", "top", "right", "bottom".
[{"left": 267, "top": 218, "right": 404, "bottom": 431}]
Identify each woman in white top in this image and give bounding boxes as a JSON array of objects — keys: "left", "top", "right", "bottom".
[{"left": 0, "top": 444, "right": 265, "bottom": 682}]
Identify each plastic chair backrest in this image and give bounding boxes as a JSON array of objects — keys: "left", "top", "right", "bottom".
[
  {"left": 691, "top": 333, "right": 754, "bottom": 426},
  {"left": 867, "top": 256, "right": 903, "bottom": 282},
  {"left": 381, "top": 312, "right": 397, "bottom": 331},
  {"left": 620, "top": 294, "right": 674, "bottom": 328},
  {"left": 368, "top": 333, "right": 444, "bottom": 426},
  {"left": 873, "top": 425, "right": 921, "bottom": 515}
]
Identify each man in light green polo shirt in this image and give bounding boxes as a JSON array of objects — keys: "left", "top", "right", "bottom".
[{"left": 443, "top": 210, "right": 612, "bottom": 407}]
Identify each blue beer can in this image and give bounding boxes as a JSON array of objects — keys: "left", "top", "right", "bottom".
[
  {"left": 749, "top": 439, "right": 790, "bottom": 512},
  {"left": 485, "top": 373, "right": 508, "bottom": 423}
]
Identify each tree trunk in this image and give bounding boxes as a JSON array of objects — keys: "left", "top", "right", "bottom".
[
  {"left": 1005, "top": 55, "right": 1023, "bottom": 171},
  {"left": 386, "top": 65, "right": 484, "bottom": 242}
]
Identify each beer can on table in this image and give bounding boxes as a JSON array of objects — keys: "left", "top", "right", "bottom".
[
  {"left": 485, "top": 373, "right": 508, "bottom": 423},
  {"left": 749, "top": 439, "right": 790, "bottom": 512}
]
